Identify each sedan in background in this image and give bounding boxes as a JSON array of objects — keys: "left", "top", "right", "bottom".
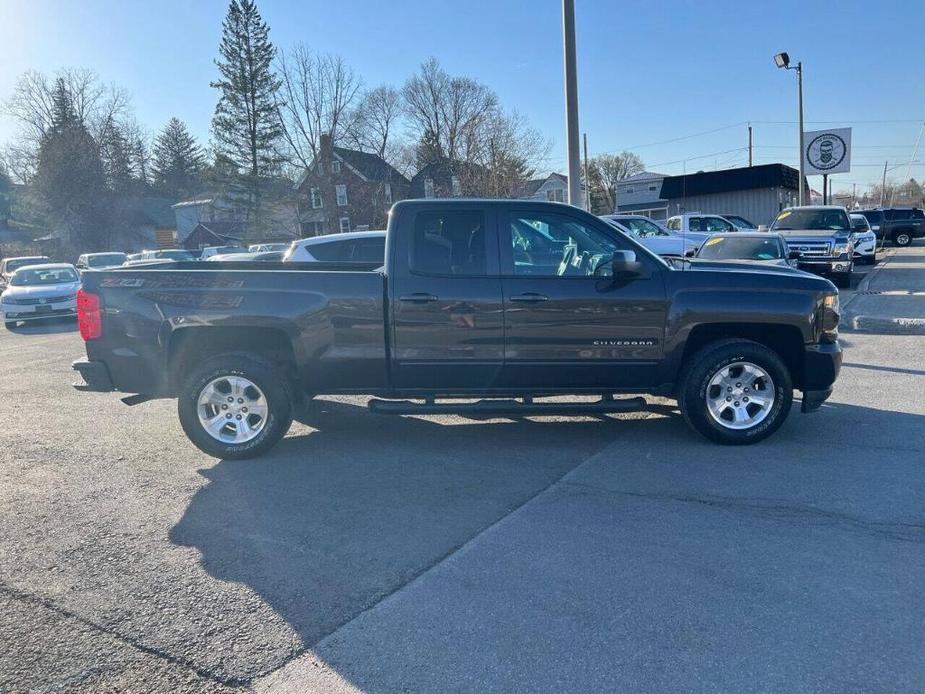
[
  {"left": 200, "top": 245, "right": 248, "bottom": 260},
  {"left": 600, "top": 215, "right": 700, "bottom": 257},
  {"left": 849, "top": 213, "right": 878, "bottom": 265},
  {"left": 694, "top": 233, "right": 798, "bottom": 268},
  {"left": 248, "top": 243, "right": 290, "bottom": 253},
  {"left": 1, "top": 263, "right": 81, "bottom": 329},
  {"left": 0, "top": 255, "right": 51, "bottom": 291},
  {"left": 285, "top": 230, "right": 386, "bottom": 263},
  {"left": 76, "top": 252, "right": 128, "bottom": 271}
]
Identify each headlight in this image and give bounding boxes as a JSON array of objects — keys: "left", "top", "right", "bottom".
[
  {"left": 821, "top": 292, "right": 839, "bottom": 341},
  {"left": 832, "top": 242, "right": 851, "bottom": 256}
]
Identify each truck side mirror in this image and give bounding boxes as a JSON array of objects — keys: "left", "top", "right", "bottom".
[{"left": 612, "top": 250, "right": 642, "bottom": 275}]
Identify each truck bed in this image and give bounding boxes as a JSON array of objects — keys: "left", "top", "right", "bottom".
[{"left": 79, "top": 261, "right": 388, "bottom": 396}]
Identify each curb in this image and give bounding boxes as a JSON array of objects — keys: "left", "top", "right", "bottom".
[{"left": 843, "top": 248, "right": 925, "bottom": 335}]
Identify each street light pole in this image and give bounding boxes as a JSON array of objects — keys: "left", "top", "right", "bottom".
[
  {"left": 796, "top": 61, "right": 805, "bottom": 206},
  {"left": 562, "top": 0, "right": 583, "bottom": 208}
]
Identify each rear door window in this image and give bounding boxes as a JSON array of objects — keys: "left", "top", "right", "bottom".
[
  {"left": 410, "top": 210, "right": 487, "bottom": 276},
  {"left": 309, "top": 239, "right": 354, "bottom": 261},
  {"left": 351, "top": 237, "right": 386, "bottom": 262}
]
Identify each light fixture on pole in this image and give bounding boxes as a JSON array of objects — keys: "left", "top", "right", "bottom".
[{"left": 774, "top": 52, "right": 805, "bottom": 205}]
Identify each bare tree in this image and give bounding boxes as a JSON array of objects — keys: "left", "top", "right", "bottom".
[
  {"left": 588, "top": 151, "right": 645, "bottom": 213},
  {"left": 276, "top": 45, "right": 361, "bottom": 168},
  {"left": 346, "top": 85, "right": 403, "bottom": 160},
  {"left": 469, "top": 110, "right": 550, "bottom": 197},
  {"left": 402, "top": 58, "right": 498, "bottom": 164}
]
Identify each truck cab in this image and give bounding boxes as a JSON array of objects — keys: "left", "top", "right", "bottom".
[{"left": 769, "top": 205, "right": 854, "bottom": 288}]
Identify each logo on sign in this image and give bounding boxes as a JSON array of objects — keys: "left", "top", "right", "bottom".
[{"left": 806, "top": 133, "right": 847, "bottom": 172}]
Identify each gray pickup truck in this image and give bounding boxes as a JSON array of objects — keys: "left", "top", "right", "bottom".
[
  {"left": 769, "top": 205, "right": 855, "bottom": 288},
  {"left": 74, "top": 199, "right": 842, "bottom": 459}
]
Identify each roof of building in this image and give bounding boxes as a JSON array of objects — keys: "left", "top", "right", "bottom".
[
  {"left": 621, "top": 171, "right": 667, "bottom": 183},
  {"left": 660, "top": 164, "right": 802, "bottom": 199},
  {"left": 333, "top": 147, "right": 410, "bottom": 184}
]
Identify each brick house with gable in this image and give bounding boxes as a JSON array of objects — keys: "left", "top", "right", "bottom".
[{"left": 296, "top": 134, "right": 410, "bottom": 236}]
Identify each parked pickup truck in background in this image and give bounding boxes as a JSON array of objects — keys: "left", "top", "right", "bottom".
[
  {"left": 854, "top": 207, "right": 925, "bottom": 247},
  {"left": 73, "top": 199, "right": 842, "bottom": 459},
  {"left": 769, "top": 205, "right": 855, "bottom": 288}
]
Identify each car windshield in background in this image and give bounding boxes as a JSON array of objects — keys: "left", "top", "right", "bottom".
[
  {"left": 618, "top": 218, "right": 667, "bottom": 238},
  {"left": 697, "top": 236, "right": 784, "bottom": 260},
  {"left": 726, "top": 215, "right": 756, "bottom": 228},
  {"left": 772, "top": 209, "right": 850, "bottom": 231},
  {"left": 11, "top": 267, "right": 79, "bottom": 286},
  {"left": 155, "top": 250, "right": 194, "bottom": 261},
  {"left": 88, "top": 253, "right": 127, "bottom": 267},
  {"left": 6, "top": 258, "right": 49, "bottom": 273}
]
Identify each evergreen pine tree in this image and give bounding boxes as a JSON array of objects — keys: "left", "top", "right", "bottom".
[
  {"left": 210, "top": 0, "right": 281, "bottom": 236},
  {"left": 152, "top": 117, "right": 205, "bottom": 198}
]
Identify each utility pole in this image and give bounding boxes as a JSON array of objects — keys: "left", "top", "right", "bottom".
[
  {"left": 880, "top": 161, "right": 888, "bottom": 207},
  {"left": 822, "top": 173, "right": 828, "bottom": 205},
  {"left": 562, "top": 0, "right": 583, "bottom": 208},
  {"left": 582, "top": 132, "right": 591, "bottom": 211},
  {"left": 748, "top": 124, "right": 753, "bottom": 167},
  {"left": 797, "top": 62, "right": 805, "bottom": 205}
]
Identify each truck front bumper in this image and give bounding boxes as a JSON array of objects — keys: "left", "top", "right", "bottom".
[
  {"left": 797, "top": 259, "right": 852, "bottom": 275},
  {"left": 72, "top": 358, "right": 115, "bottom": 392},
  {"left": 800, "top": 341, "right": 842, "bottom": 412}
]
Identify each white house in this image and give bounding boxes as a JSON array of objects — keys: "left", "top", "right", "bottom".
[{"left": 614, "top": 171, "right": 668, "bottom": 219}]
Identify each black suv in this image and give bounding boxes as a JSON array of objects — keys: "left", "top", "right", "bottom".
[{"left": 855, "top": 208, "right": 925, "bottom": 247}]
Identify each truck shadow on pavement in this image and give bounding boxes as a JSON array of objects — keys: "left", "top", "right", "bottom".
[
  {"left": 168, "top": 399, "right": 627, "bottom": 672},
  {"left": 167, "top": 397, "right": 925, "bottom": 683}
]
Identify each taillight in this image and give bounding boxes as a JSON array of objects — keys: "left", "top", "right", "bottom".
[{"left": 77, "top": 289, "right": 102, "bottom": 340}]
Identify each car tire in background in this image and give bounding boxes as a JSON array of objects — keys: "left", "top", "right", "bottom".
[
  {"left": 178, "top": 353, "right": 293, "bottom": 459},
  {"left": 893, "top": 230, "right": 913, "bottom": 247},
  {"left": 678, "top": 339, "right": 793, "bottom": 445}
]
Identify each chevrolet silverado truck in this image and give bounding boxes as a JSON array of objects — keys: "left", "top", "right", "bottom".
[
  {"left": 768, "top": 205, "right": 855, "bottom": 288},
  {"left": 73, "top": 199, "right": 842, "bottom": 459}
]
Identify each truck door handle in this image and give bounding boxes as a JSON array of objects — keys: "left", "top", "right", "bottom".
[
  {"left": 399, "top": 293, "right": 439, "bottom": 303},
  {"left": 509, "top": 292, "right": 549, "bottom": 303}
]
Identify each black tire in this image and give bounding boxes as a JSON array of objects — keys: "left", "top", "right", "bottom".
[
  {"left": 178, "top": 353, "right": 293, "bottom": 459},
  {"left": 4, "top": 321, "right": 16, "bottom": 330},
  {"left": 893, "top": 230, "right": 912, "bottom": 247},
  {"left": 834, "top": 271, "right": 852, "bottom": 289},
  {"left": 678, "top": 339, "right": 793, "bottom": 445}
]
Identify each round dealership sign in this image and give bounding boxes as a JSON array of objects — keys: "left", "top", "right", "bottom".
[{"left": 805, "top": 132, "right": 848, "bottom": 172}]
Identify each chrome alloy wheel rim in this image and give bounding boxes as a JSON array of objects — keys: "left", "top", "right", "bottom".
[
  {"left": 197, "top": 376, "right": 268, "bottom": 443},
  {"left": 705, "top": 361, "right": 775, "bottom": 430}
]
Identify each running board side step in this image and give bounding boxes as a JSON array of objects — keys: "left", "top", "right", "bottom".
[{"left": 368, "top": 396, "right": 648, "bottom": 416}]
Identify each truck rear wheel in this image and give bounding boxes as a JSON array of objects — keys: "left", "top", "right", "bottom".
[
  {"left": 678, "top": 340, "right": 793, "bottom": 445},
  {"left": 178, "top": 353, "right": 293, "bottom": 459},
  {"left": 893, "top": 230, "right": 912, "bottom": 247}
]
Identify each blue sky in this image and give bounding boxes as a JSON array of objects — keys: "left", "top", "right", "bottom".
[{"left": 1, "top": 0, "right": 922, "bottom": 191}]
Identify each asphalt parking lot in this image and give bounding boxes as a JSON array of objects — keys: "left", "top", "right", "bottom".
[{"left": 1, "top": 251, "right": 923, "bottom": 693}]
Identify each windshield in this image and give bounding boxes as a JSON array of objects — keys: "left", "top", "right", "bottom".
[
  {"left": 614, "top": 217, "right": 668, "bottom": 238},
  {"left": 771, "top": 208, "right": 851, "bottom": 231},
  {"left": 10, "top": 267, "right": 79, "bottom": 286},
  {"left": 696, "top": 236, "right": 784, "bottom": 260},
  {"left": 155, "top": 250, "right": 194, "bottom": 261},
  {"left": 5, "top": 257, "right": 49, "bottom": 273},
  {"left": 87, "top": 253, "right": 127, "bottom": 267}
]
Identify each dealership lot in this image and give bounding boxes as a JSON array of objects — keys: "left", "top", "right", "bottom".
[{"left": 1, "top": 251, "right": 923, "bottom": 692}]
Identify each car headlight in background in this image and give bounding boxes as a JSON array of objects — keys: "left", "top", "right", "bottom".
[{"left": 832, "top": 242, "right": 852, "bottom": 256}]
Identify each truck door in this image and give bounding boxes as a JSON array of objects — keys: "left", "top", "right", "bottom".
[
  {"left": 389, "top": 205, "right": 504, "bottom": 390},
  {"left": 498, "top": 207, "right": 668, "bottom": 390}
]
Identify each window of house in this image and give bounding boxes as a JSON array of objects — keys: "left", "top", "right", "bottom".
[
  {"left": 648, "top": 185, "right": 658, "bottom": 191},
  {"left": 339, "top": 216, "right": 351, "bottom": 233},
  {"left": 411, "top": 210, "right": 486, "bottom": 276},
  {"left": 336, "top": 184, "right": 348, "bottom": 206},
  {"left": 384, "top": 183, "right": 392, "bottom": 204},
  {"left": 331, "top": 160, "right": 341, "bottom": 174},
  {"left": 451, "top": 176, "right": 461, "bottom": 197},
  {"left": 623, "top": 187, "right": 635, "bottom": 194},
  {"left": 310, "top": 188, "right": 323, "bottom": 209},
  {"left": 424, "top": 178, "right": 435, "bottom": 198},
  {"left": 546, "top": 188, "right": 565, "bottom": 203},
  {"left": 303, "top": 221, "right": 325, "bottom": 236}
]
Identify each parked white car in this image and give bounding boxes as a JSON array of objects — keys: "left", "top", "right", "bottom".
[
  {"left": 0, "top": 255, "right": 51, "bottom": 291},
  {"left": 600, "top": 215, "right": 700, "bottom": 257},
  {"left": 206, "top": 250, "right": 286, "bottom": 262},
  {"left": 200, "top": 245, "right": 248, "bottom": 260},
  {"left": 248, "top": 243, "right": 290, "bottom": 253},
  {"left": 666, "top": 213, "right": 743, "bottom": 238},
  {"left": 285, "top": 230, "right": 386, "bottom": 263},
  {"left": 1, "top": 263, "right": 81, "bottom": 329},
  {"left": 848, "top": 213, "right": 878, "bottom": 265},
  {"left": 76, "top": 252, "right": 128, "bottom": 271}
]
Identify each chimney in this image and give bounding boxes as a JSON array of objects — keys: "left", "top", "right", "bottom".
[{"left": 319, "top": 133, "right": 333, "bottom": 159}]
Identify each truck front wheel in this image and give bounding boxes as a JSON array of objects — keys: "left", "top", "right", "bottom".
[
  {"left": 678, "top": 340, "right": 793, "bottom": 445},
  {"left": 178, "top": 353, "right": 293, "bottom": 459}
]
